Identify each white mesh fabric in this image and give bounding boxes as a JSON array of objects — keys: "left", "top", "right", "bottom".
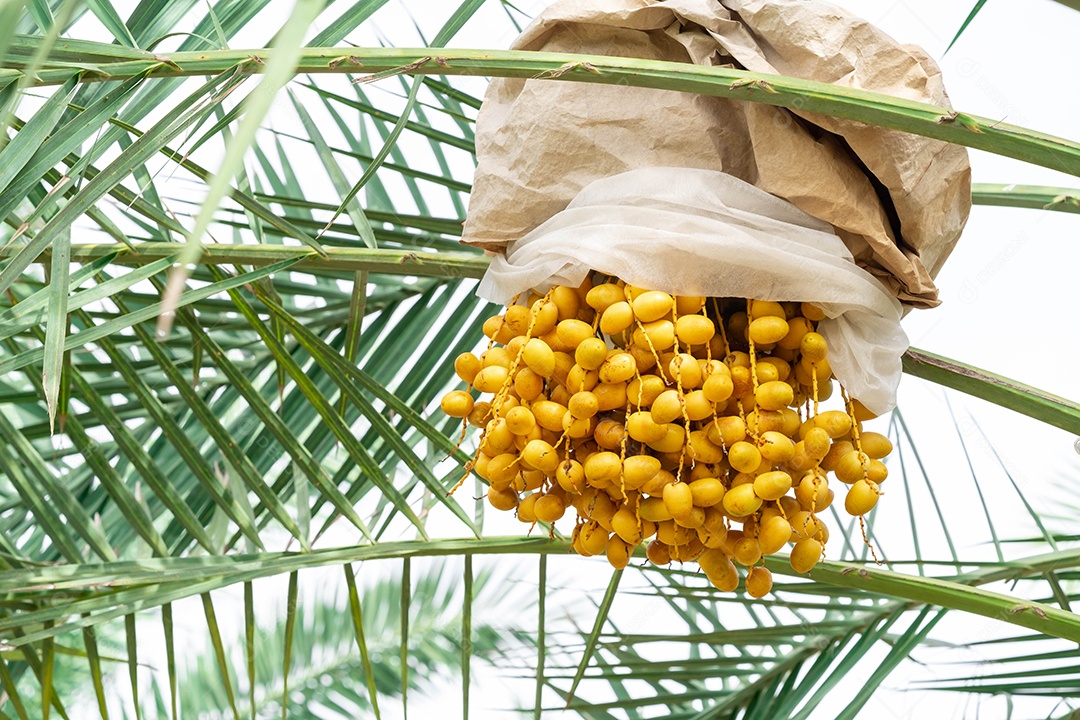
[{"left": 478, "top": 167, "right": 908, "bottom": 414}]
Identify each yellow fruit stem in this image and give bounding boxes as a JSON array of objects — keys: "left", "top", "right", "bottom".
[
  {"left": 670, "top": 301, "right": 693, "bottom": 483},
  {"left": 843, "top": 386, "right": 883, "bottom": 564},
  {"left": 735, "top": 399, "right": 750, "bottom": 446},
  {"left": 620, "top": 396, "right": 631, "bottom": 501},
  {"left": 858, "top": 516, "right": 882, "bottom": 565},
  {"left": 479, "top": 294, "right": 519, "bottom": 417},
  {"left": 703, "top": 304, "right": 726, "bottom": 478},
  {"left": 708, "top": 417, "right": 728, "bottom": 454},
  {"left": 450, "top": 457, "right": 477, "bottom": 496},
  {"left": 626, "top": 284, "right": 668, "bottom": 384},
  {"left": 630, "top": 358, "right": 644, "bottom": 411},
  {"left": 709, "top": 300, "right": 735, "bottom": 536},
  {"left": 804, "top": 354, "right": 824, "bottom": 537},
  {"left": 627, "top": 356, "right": 651, "bottom": 531},
  {"left": 589, "top": 295, "right": 602, "bottom": 332},
  {"left": 489, "top": 289, "right": 551, "bottom": 421},
  {"left": 841, "top": 386, "right": 871, "bottom": 485},
  {"left": 447, "top": 415, "right": 471, "bottom": 465},
  {"left": 453, "top": 291, "right": 547, "bottom": 497},
  {"left": 745, "top": 299, "right": 760, "bottom": 391},
  {"left": 448, "top": 296, "right": 521, "bottom": 468},
  {"left": 449, "top": 459, "right": 475, "bottom": 497},
  {"left": 585, "top": 493, "right": 599, "bottom": 527},
  {"left": 711, "top": 298, "right": 731, "bottom": 357},
  {"left": 744, "top": 299, "right": 760, "bottom": 443},
  {"left": 807, "top": 364, "right": 829, "bottom": 531}
]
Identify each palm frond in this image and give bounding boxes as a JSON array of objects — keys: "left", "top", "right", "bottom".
[
  {"left": 3, "top": 45, "right": 1079, "bottom": 178},
  {"left": 116, "top": 560, "right": 518, "bottom": 719},
  {"left": 0, "top": 0, "right": 1079, "bottom": 718}
]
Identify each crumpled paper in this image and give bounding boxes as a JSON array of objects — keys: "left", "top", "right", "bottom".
[{"left": 462, "top": 0, "right": 971, "bottom": 308}]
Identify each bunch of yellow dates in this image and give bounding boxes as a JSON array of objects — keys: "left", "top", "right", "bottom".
[{"left": 440, "top": 276, "right": 892, "bottom": 597}]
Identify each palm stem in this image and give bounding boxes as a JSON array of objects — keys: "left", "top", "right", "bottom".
[
  {"left": 5, "top": 538, "right": 1080, "bottom": 646},
  {"left": 3, "top": 46, "right": 1078, "bottom": 177},
  {"left": 0, "top": 243, "right": 487, "bottom": 278}
]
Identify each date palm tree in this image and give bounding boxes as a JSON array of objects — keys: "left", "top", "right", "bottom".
[{"left": 0, "top": 0, "right": 1079, "bottom": 717}]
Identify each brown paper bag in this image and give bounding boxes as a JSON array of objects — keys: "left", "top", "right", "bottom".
[{"left": 461, "top": 0, "right": 972, "bottom": 308}]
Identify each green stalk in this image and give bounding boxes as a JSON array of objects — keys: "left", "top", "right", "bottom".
[
  {"left": 5, "top": 538, "right": 1080, "bottom": 647},
  {"left": 972, "top": 183, "right": 1080, "bottom": 214},
  {"left": 2, "top": 46, "right": 1078, "bottom": 177},
  {"left": 0, "top": 242, "right": 487, "bottom": 278},
  {"left": 903, "top": 349, "right": 1080, "bottom": 435}
]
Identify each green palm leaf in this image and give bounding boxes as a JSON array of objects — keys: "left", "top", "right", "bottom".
[{"left": 0, "top": 0, "right": 1078, "bottom": 718}]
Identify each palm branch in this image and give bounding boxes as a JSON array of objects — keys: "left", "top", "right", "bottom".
[{"left": 0, "top": 0, "right": 1078, "bottom": 718}]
